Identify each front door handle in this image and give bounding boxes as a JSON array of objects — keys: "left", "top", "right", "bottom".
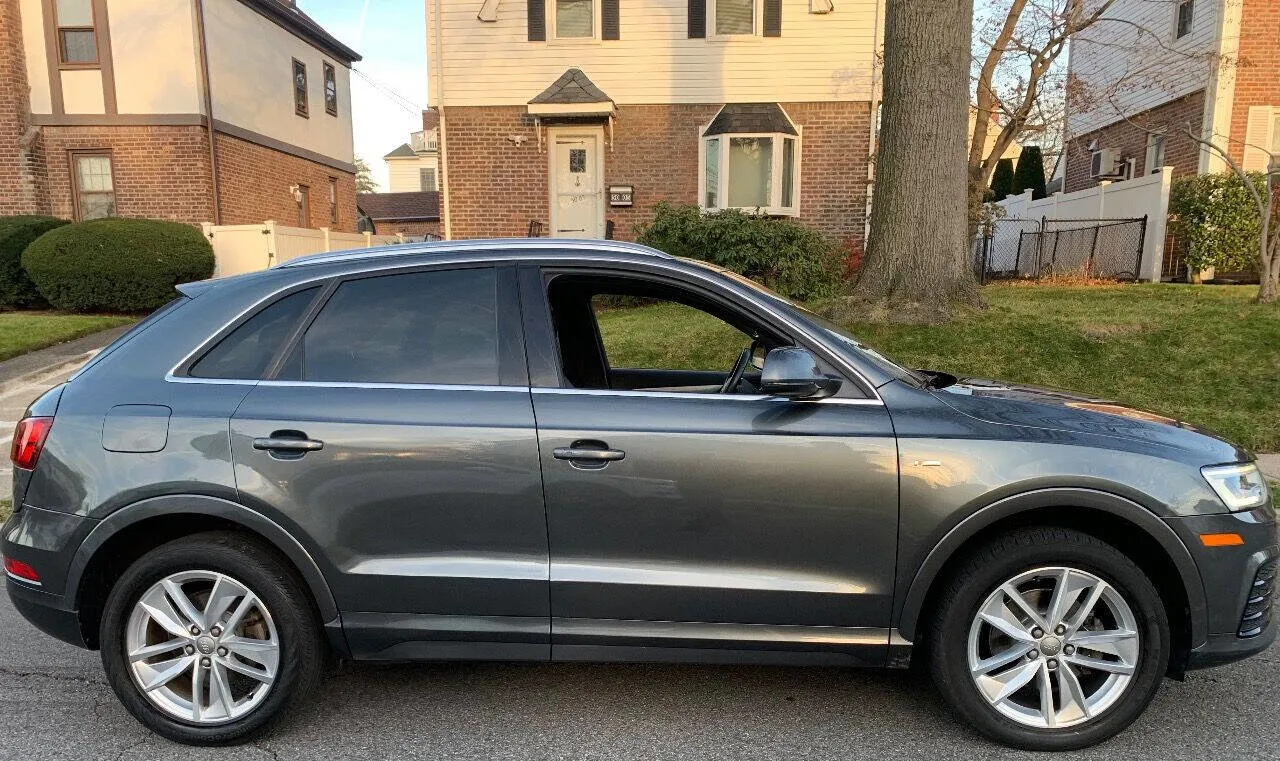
[
  {"left": 553, "top": 440, "right": 625, "bottom": 469},
  {"left": 253, "top": 431, "right": 324, "bottom": 455}
]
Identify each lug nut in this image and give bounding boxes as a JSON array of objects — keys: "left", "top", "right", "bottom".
[
  {"left": 185, "top": 645, "right": 195, "bottom": 655},
  {"left": 210, "top": 626, "right": 222, "bottom": 637},
  {"left": 190, "top": 625, "right": 201, "bottom": 636},
  {"left": 1027, "top": 650, "right": 1039, "bottom": 660},
  {"left": 200, "top": 656, "right": 211, "bottom": 668},
  {"left": 217, "top": 647, "right": 228, "bottom": 657},
  {"left": 1055, "top": 624, "right": 1067, "bottom": 636},
  {"left": 1064, "top": 645, "right": 1075, "bottom": 656},
  {"left": 1046, "top": 658, "right": 1059, "bottom": 670},
  {"left": 1030, "top": 627, "right": 1044, "bottom": 638}
]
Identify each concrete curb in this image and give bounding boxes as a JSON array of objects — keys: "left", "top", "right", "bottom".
[
  {"left": 1257, "top": 453, "right": 1280, "bottom": 481},
  {"left": 0, "top": 325, "right": 132, "bottom": 386}
]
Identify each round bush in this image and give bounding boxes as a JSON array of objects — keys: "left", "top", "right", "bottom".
[
  {"left": 0, "top": 215, "right": 67, "bottom": 309},
  {"left": 23, "top": 218, "right": 214, "bottom": 312}
]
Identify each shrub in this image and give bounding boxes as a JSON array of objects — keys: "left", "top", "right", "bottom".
[
  {"left": 0, "top": 216, "right": 67, "bottom": 309},
  {"left": 23, "top": 218, "right": 214, "bottom": 312},
  {"left": 634, "top": 202, "right": 843, "bottom": 300},
  {"left": 990, "top": 158, "right": 1015, "bottom": 202},
  {"left": 1012, "top": 146, "right": 1047, "bottom": 200},
  {"left": 1168, "top": 172, "right": 1267, "bottom": 275}
]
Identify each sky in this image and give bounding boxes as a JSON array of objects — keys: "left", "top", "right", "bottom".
[{"left": 297, "top": 0, "right": 428, "bottom": 191}]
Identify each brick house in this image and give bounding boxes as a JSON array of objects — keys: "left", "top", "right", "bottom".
[
  {"left": 357, "top": 190, "right": 442, "bottom": 237},
  {"left": 1063, "top": 0, "right": 1280, "bottom": 193},
  {"left": 0, "top": 0, "right": 361, "bottom": 231},
  {"left": 426, "top": 0, "right": 879, "bottom": 245}
]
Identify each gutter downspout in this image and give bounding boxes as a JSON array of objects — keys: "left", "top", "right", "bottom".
[
  {"left": 864, "top": 0, "right": 883, "bottom": 246},
  {"left": 432, "top": 0, "right": 452, "bottom": 239},
  {"left": 194, "top": 0, "right": 221, "bottom": 224}
]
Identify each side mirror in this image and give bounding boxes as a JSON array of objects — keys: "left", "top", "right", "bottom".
[{"left": 760, "top": 347, "right": 842, "bottom": 400}]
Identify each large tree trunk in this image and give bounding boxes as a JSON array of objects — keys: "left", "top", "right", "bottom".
[{"left": 851, "top": 0, "right": 980, "bottom": 320}]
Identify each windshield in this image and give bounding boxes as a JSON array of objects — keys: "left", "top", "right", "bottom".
[{"left": 680, "top": 258, "right": 925, "bottom": 387}]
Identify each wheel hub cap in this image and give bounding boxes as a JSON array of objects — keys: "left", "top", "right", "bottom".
[
  {"left": 966, "top": 566, "right": 1141, "bottom": 730},
  {"left": 124, "top": 570, "right": 281, "bottom": 726}
]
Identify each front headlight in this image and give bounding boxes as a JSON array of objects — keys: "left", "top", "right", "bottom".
[{"left": 1201, "top": 463, "right": 1270, "bottom": 511}]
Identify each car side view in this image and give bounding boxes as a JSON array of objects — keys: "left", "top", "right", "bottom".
[{"left": 4, "top": 240, "right": 1275, "bottom": 750}]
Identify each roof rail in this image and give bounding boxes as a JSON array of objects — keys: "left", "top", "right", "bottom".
[{"left": 278, "top": 238, "right": 673, "bottom": 268}]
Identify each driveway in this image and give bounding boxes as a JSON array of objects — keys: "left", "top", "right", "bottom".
[{"left": 0, "top": 589, "right": 1276, "bottom": 760}]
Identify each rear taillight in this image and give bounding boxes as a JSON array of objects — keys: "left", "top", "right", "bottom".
[
  {"left": 10, "top": 417, "right": 53, "bottom": 471},
  {"left": 3, "top": 557, "right": 40, "bottom": 583}
]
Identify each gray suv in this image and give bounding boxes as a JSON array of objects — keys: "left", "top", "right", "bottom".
[{"left": 4, "top": 240, "right": 1274, "bottom": 750}]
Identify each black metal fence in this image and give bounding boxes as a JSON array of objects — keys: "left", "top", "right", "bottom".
[{"left": 974, "top": 216, "right": 1148, "bottom": 283}]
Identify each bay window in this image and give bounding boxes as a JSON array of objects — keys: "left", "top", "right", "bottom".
[{"left": 700, "top": 132, "right": 799, "bottom": 216}]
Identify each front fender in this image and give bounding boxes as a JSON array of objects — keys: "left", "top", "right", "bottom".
[
  {"left": 894, "top": 487, "right": 1207, "bottom": 647},
  {"left": 67, "top": 494, "right": 340, "bottom": 624}
]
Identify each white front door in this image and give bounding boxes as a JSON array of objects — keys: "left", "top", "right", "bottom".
[{"left": 549, "top": 130, "right": 603, "bottom": 238}]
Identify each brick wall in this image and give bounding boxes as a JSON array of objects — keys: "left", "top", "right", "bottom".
[
  {"left": 39, "top": 125, "right": 214, "bottom": 223},
  {"left": 441, "top": 102, "right": 871, "bottom": 247},
  {"left": 1064, "top": 90, "right": 1205, "bottom": 193},
  {"left": 0, "top": 0, "right": 48, "bottom": 216},
  {"left": 370, "top": 219, "right": 440, "bottom": 237},
  {"left": 215, "top": 133, "right": 358, "bottom": 233},
  {"left": 1227, "top": 0, "right": 1280, "bottom": 166}
]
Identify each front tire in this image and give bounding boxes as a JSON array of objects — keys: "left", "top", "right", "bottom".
[
  {"left": 929, "top": 527, "right": 1169, "bottom": 751},
  {"left": 100, "top": 532, "right": 324, "bottom": 745}
]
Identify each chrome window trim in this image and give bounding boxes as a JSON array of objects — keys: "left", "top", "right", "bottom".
[
  {"left": 532, "top": 387, "right": 884, "bottom": 405},
  {"left": 164, "top": 249, "right": 885, "bottom": 402},
  {"left": 256, "top": 380, "right": 527, "bottom": 392}
]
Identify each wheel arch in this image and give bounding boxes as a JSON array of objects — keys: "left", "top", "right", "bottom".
[
  {"left": 68, "top": 494, "right": 342, "bottom": 650},
  {"left": 896, "top": 488, "right": 1206, "bottom": 666}
]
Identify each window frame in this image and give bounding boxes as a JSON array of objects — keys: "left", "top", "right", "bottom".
[
  {"left": 323, "top": 61, "right": 338, "bottom": 117},
  {"left": 55, "top": 0, "right": 99, "bottom": 68},
  {"left": 69, "top": 149, "right": 116, "bottom": 221},
  {"left": 547, "top": 0, "right": 601, "bottom": 42},
  {"left": 1174, "top": 0, "right": 1193, "bottom": 40},
  {"left": 1144, "top": 132, "right": 1167, "bottom": 175},
  {"left": 296, "top": 183, "right": 310, "bottom": 227},
  {"left": 292, "top": 58, "right": 309, "bottom": 118},
  {"left": 420, "top": 166, "right": 437, "bottom": 191},
  {"left": 708, "top": 0, "right": 762, "bottom": 39},
  {"left": 328, "top": 177, "right": 338, "bottom": 225},
  {"left": 697, "top": 130, "right": 801, "bottom": 216}
]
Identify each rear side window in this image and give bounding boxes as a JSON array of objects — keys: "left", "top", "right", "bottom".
[
  {"left": 283, "top": 268, "right": 499, "bottom": 385},
  {"left": 189, "top": 287, "right": 319, "bottom": 379}
]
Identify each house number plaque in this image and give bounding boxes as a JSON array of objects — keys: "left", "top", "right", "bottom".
[{"left": 608, "top": 186, "right": 634, "bottom": 207}]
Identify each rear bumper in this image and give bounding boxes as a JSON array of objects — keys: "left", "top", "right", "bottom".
[{"left": 6, "top": 579, "right": 87, "bottom": 648}]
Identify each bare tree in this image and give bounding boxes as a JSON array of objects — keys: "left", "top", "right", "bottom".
[{"left": 843, "top": 0, "right": 978, "bottom": 320}]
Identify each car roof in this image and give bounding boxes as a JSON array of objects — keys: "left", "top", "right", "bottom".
[{"left": 277, "top": 237, "right": 675, "bottom": 270}]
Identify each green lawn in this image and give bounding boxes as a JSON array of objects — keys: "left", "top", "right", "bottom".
[
  {"left": 0, "top": 499, "right": 9, "bottom": 523},
  {"left": 596, "top": 284, "right": 1280, "bottom": 452},
  {"left": 0, "top": 312, "right": 135, "bottom": 362}
]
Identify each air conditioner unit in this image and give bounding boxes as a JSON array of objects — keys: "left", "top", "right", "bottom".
[{"left": 1090, "top": 148, "right": 1122, "bottom": 178}]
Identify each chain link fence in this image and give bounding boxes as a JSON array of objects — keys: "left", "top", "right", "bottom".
[{"left": 974, "top": 216, "right": 1148, "bottom": 283}]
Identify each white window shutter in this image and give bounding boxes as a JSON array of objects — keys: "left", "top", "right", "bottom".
[{"left": 1242, "top": 106, "right": 1274, "bottom": 173}]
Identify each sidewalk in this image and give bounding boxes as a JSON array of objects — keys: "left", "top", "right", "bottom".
[
  {"left": 1259, "top": 453, "right": 1280, "bottom": 481},
  {"left": 1, "top": 325, "right": 131, "bottom": 500}
]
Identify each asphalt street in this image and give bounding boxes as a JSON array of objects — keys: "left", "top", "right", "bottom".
[{"left": 0, "top": 588, "right": 1274, "bottom": 761}]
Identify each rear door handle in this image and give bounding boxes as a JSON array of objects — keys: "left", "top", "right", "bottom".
[
  {"left": 553, "top": 447, "right": 625, "bottom": 462},
  {"left": 253, "top": 435, "right": 324, "bottom": 453}
]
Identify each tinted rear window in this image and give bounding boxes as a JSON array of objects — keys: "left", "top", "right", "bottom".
[
  {"left": 189, "top": 287, "right": 319, "bottom": 379},
  {"left": 282, "top": 268, "right": 499, "bottom": 385}
]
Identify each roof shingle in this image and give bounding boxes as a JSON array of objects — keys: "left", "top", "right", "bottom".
[
  {"left": 358, "top": 191, "right": 440, "bottom": 221},
  {"left": 529, "top": 68, "right": 613, "bottom": 105}
]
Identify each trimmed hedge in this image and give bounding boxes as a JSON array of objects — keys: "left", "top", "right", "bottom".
[
  {"left": 23, "top": 218, "right": 214, "bottom": 312},
  {"left": 635, "top": 202, "right": 844, "bottom": 300},
  {"left": 0, "top": 216, "right": 67, "bottom": 309}
]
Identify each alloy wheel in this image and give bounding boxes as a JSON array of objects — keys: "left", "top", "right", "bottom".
[
  {"left": 125, "top": 570, "right": 280, "bottom": 725},
  {"left": 966, "top": 566, "right": 1140, "bottom": 729}
]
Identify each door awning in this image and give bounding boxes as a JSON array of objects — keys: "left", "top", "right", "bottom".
[{"left": 528, "top": 68, "right": 615, "bottom": 117}]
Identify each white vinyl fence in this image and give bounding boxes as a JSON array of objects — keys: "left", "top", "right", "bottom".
[
  {"left": 202, "top": 221, "right": 409, "bottom": 277},
  {"left": 994, "top": 167, "right": 1172, "bottom": 281}
]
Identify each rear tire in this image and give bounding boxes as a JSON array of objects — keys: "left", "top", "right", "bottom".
[
  {"left": 100, "top": 531, "right": 325, "bottom": 745},
  {"left": 929, "top": 527, "right": 1169, "bottom": 751}
]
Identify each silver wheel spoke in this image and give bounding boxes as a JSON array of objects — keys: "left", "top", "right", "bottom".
[
  {"left": 138, "top": 589, "right": 196, "bottom": 639},
  {"left": 1064, "top": 582, "right": 1108, "bottom": 636},
  {"left": 223, "top": 593, "right": 259, "bottom": 634},
  {"left": 1000, "top": 583, "right": 1049, "bottom": 633},
  {"left": 1065, "top": 653, "right": 1135, "bottom": 675},
  {"left": 161, "top": 578, "right": 207, "bottom": 631},
  {"left": 978, "top": 659, "right": 1041, "bottom": 704},
  {"left": 204, "top": 574, "right": 246, "bottom": 627},
  {"left": 1045, "top": 569, "right": 1092, "bottom": 629},
  {"left": 979, "top": 595, "right": 1036, "bottom": 643},
  {"left": 139, "top": 655, "right": 194, "bottom": 692},
  {"left": 209, "top": 662, "right": 235, "bottom": 718},
  {"left": 191, "top": 662, "right": 207, "bottom": 722},
  {"left": 128, "top": 639, "right": 187, "bottom": 663},
  {"left": 1056, "top": 662, "right": 1091, "bottom": 722},
  {"left": 971, "top": 644, "right": 1030, "bottom": 676},
  {"left": 223, "top": 636, "right": 279, "bottom": 675},
  {"left": 1037, "top": 664, "right": 1056, "bottom": 728},
  {"left": 1069, "top": 629, "right": 1138, "bottom": 658},
  {"left": 221, "top": 654, "right": 275, "bottom": 683}
]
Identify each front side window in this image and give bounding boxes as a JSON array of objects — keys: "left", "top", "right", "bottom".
[
  {"left": 189, "top": 288, "right": 320, "bottom": 379},
  {"left": 702, "top": 133, "right": 799, "bottom": 215},
  {"left": 72, "top": 152, "right": 115, "bottom": 220},
  {"left": 55, "top": 0, "right": 97, "bottom": 65},
  {"left": 1175, "top": 0, "right": 1193, "bottom": 39},
  {"left": 554, "top": 0, "right": 594, "bottom": 38},
  {"left": 286, "top": 268, "right": 499, "bottom": 385},
  {"left": 323, "top": 62, "right": 338, "bottom": 116},
  {"left": 714, "top": 0, "right": 755, "bottom": 35},
  {"left": 293, "top": 59, "right": 309, "bottom": 117}
]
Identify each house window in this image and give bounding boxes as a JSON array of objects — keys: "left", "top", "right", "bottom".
[
  {"left": 296, "top": 184, "right": 310, "bottom": 227},
  {"left": 1145, "top": 133, "right": 1166, "bottom": 175},
  {"left": 55, "top": 0, "right": 98, "bottom": 65},
  {"left": 1175, "top": 0, "right": 1193, "bottom": 39},
  {"left": 328, "top": 178, "right": 338, "bottom": 225},
  {"left": 419, "top": 167, "right": 437, "bottom": 190},
  {"left": 72, "top": 152, "right": 115, "bottom": 220},
  {"left": 553, "top": 0, "right": 594, "bottom": 38},
  {"left": 293, "top": 59, "right": 309, "bottom": 118},
  {"left": 323, "top": 62, "right": 338, "bottom": 116},
  {"left": 713, "top": 0, "right": 756, "bottom": 36},
  {"left": 701, "top": 133, "right": 799, "bottom": 215}
]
